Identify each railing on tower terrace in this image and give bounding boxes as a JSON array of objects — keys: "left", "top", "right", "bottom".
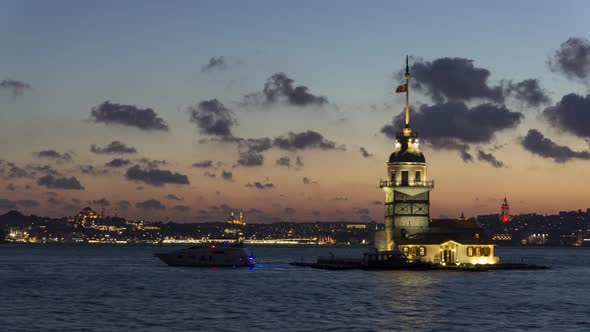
[{"left": 379, "top": 179, "right": 434, "bottom": 188}]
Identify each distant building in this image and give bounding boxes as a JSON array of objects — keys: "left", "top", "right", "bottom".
[
  {"left": 226, "top": 211, "right": 246, "bottom": 226},
  {"left": 374, "top": 57, "right": 498, "bottom": 265},
  {"left": 500, "top": 197, "right": 510, "bottom": 223},
  {"left": 75, "top": 207, "right": 99, "bottom": 227}
]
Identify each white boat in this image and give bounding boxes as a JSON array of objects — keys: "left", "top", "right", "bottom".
[{"left": 154, "top": 244, "right": 256, "bottom": 267}]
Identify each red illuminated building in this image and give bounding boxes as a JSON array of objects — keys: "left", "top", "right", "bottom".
[{"left": 500, "top": 197, "right": 510, "bottom": 223}]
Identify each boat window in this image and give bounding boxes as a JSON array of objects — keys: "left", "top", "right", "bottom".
[
  {"left": 475, "top": 247, "right": 481, "bottom": 257},
  {"left": 483, "top": 247, "right": 490, "bottom": 256},
  {"left": 410, "top": 247, "right": 417, "bottom": 256},
  {"left": 467, "top": 247, "right": 473, "bottom": 257},
  {"left": 419, "top": 246, "right": 426, "bottom": 256},
  {"left": 402, "top": 246, "right": 409, "bottom": 255}
]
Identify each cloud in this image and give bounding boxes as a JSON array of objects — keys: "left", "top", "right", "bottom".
[
  {"left": 371, "top": 200, "right": 381, "bottom": 205},
  {"left": 192, "top": 160, "right": 214, "bottom": 168},
  {"left": 204, "top": 171, "right": 216, "bottom": 179},
  {"left": 105, "top": 158, "right": 131, "bottom": 168},
  {"left": 356, "top": 208, "right": 370, "bottom": 215},
  {"left": 79, "top": 165, "right": 108, "bottom": 176},
  {"left": 125, "top": 165, "right": 190, "bottom": 186},
  {"left": 542, "top": 93, "right": 590, "bottom": 138},
  {"left": 173, "top": 205, "right": 190, "bottom": 212},
  {"left": 273, "top": 130, "right": 340, "bottom": 151},
  {"left": 245, "top": 181, "right": 274, "bottom": 189},
  {"left": 90, "top": 101, "right": 169, "bottom": 131},
  {"left": 237, "top": 138, "right": 272, "bottom": 167},
  {"left": 548, "top": 37, "right": 590, "bottom": 82},
  {"left": 25, "top": 164, "right": 60, "bottom": 176},
  {"left": 360, "top": 147, "right": 372, "bottom": 158},
  {"left": 382, "top": 101, "right": 522, "bottom": 161},
  {"left": 243, "top": 72, "right": 328, "bottom": 107},
  {"left": 201, "top": 56, "right": 226, "bottom": 72},
  {"left": 164, "top": 194, "right": 182, "bottom": 201},
  {"left": 333, "top": 197, "right": 348, "bottom": 201},
  {"left": 135, "top": 158, "right": 167, "bottom": 169},
  {"left": 0, "top": 79, "right": 31, "bottom": 96},
  {"left": 276, "top": 156, "right": 291, "bottom": 167},
  {"left": 92, "top": 198, "right": 111, "bottom": 206},
  {"left": 284, "top": 207, "right": 296, "bottom": 216},
  {"left": 34, "top": 150, "right": 73, "bottom": 162},
  {"left": 295, "top": 156, "right": 304, "bottom": 168},
  {"left": 135, "top": 199, "right": 166, "bottom": 210},
  {"left": 90, "top": 141, "right": 137, "bottom": 154},
  {"left": 37, "top": 175, "right": 84, "bottom": 190},
  {"left": 0, "top": 198, "right": 39, "bottom": 209},
  {"left": 189, "top": 99, "right": 237, "bottom": 138},
  {"left": 409, "top": 57, "right": 504, "bottom": 103},
  {"left": 302, "top": 177, "right": 318, "bottom": 185},
  {"left": 506, "top": 79, "right": 551, "bottom": 107},
  {"left": 521, "top": 129, "right": 590, "bottom": 163},
  {"left": 116, "top": 200, "right": 131, "bottom": 211},
  {"left": 5, "top": 183, "right": 16, "bottom": 192},
  {"left": 312, "top": 210, "right": 321, "bottom": 217},
  {"left": 221, "top": 170, "right": 233, "bottom": 181},
  {"left": 0, "top": 160, "right": 32, "bottom": 179},
  {"left": 477, "top": 150, "right": 505, "bottom": 168}
]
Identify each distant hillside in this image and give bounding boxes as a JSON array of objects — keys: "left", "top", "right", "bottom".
[{"left": 0, "top": 210, "right": 29, "bottom": 227}]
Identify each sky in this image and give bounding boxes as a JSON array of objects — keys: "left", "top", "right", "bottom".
[{"left": 1, "top": 0, "right": 590, "bottom": 222}]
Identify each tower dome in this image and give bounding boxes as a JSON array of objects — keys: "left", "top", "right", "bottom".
[{"left": 389, "top": 148, "right": 426, "bottom": 163}]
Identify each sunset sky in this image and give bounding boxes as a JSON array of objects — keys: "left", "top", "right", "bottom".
[{"left": 1, "top": 1, "right": 590, "bottom": 222}]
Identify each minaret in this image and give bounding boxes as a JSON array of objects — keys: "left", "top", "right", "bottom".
[
  {"left": 500, "top": 196, "right": 510, "bottom": 223},
  {"left": 377, "top": 56, "right": 434, "bottom": 251}
]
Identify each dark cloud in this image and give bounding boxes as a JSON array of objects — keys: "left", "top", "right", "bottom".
[
  {"left": 0, "top": 160, "right": 32, "bottom": 179},
  {"left": 356, "top": 208, "right": 370, "bottom": 215},
  {"left": 34, "top": 150, "right": 73, "bottom": 162},
  {"left": 382, "top": 101, "right": 522, "bottom": 161},
  {"left": 333, "top": 197, "right": 348, "bottom": 201},
  {"left": 360, "top": 147, "right": 372, "bottom": 158},
  {"left": 164, "top": 194, "right": 182, "bottom": 201},
  {"left": 204, "top": 171, "right": 216, "bottom": 179},
  {"left": 5, "top": 183, "right": 16, "bottom": 191},
  {"left": 243, "top": 72, "right": 328, "bottom": 107},
  {"left": 105, "top": 158, "right": 131, "bottom": 168},
  {"left": 135, "top": 199, "right": 166, "bottom": 210},
  {"left": 245, "top": 181, "right": 274, "bottom": 189},
  {"left": 90, "top": 101, "right": 169, "bottom": 131},
  {"left": 173, "top": 205, "right": 191, "bottom": 212},
  {"left": 302, "top": 177, "right": 318, "bottom": 185},
  {"left": 548, "top": 37, "right": 590, "bottom": 81},
  {"left": 0, "top": 198, "right": 39, "bottom": 209},
  {"left": 371, "top": 200, "right": 381, "bottom": 206},
  {"left": 92, "top": 198, "right": 111, "bottom": 206},
  {"left": 25, "top": 164, "right": 60, "bottom": 177},
  {"left": 37, "top": 175, "right": 84, "bottom": 190},
  {"left": 47, "top": 196, "right": 62, "bottom": 208},
  {"left": 312, "top": 210, "right": 321, "bottom": 217},
  {"left": 201, "top": 56, "right": 226, "bottom": 72},
  {"left": 221, "top": 170, "right": 233, "bottom": 181},
  {"left": 506, "top": 79, "right": 551, "bottom": 107},
  {"left": 276, "top": 156, "right": 291, "bottom": 167},
  {"left": 237, "top": 138, "right": 272, "bottom": 167},
  {"left": 477, "top": 150, "right": 505, "bottom": 168},
  {"left": 90, "top": 141, "right": 137, "bottom": 154},
  {"left": 273, "top": 130, "right": 340, "bottom": 151},
  {"left": 125, "top": 165, "right": 189, "bottom": 186},
  {"left": 79, "top": 165, "right": 108, "bottom": 176},
  {"left": 0, "top": 79, "right": 31, "bottom": 96},
  {"left": 192, "top": 160, "right": 214, "bottom": 168},
  {"left": 136, "top": 158, "right": 167, "bottom": 169},
  {"left": 284, "top": 207, "right": 296, "bottom": 216},
  {"left": 189, "top": 99, "right": 237, "bottom": 138},
  {"left": 116, "top": 200, "right": 131, "bottom": 211},
  {"left": 542, "top": 93, "right": 590, "bottom": 138},
  {"left": 295, "top": 156, "right": 304, "bottom": 168},
  {"left": 521, "top": 129, "right": 590, "bottom": 163},
  {"left": 410, "top": 57, "right": 504, "bottom": 103}
]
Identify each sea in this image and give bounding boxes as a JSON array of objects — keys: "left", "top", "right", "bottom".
[{"left": 1, "top": 244, "right": 589, "bottom": 332}]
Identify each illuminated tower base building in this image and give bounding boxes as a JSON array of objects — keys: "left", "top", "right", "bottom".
[{"left": 374, "top": 57, "right": 499, "bottom": 265}]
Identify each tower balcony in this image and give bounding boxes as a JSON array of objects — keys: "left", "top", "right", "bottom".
[{"left": 379, "top": 179, "right": 434, "bottom": 188}]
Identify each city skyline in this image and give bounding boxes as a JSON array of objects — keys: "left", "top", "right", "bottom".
[{"left": 2, "top": 1, "right": 590, "bottom": 222}]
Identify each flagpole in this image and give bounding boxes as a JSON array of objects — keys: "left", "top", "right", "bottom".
[{"left": 404, "top": 55, "right": 411, "bottom": 136}]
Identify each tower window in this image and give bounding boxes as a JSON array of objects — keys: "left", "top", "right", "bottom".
[
  {"left": 415, "top": 171, "right": 421, "bottom": 183},
  {"left": 401, "top": 171, "right": 409, "bottom": 186}
]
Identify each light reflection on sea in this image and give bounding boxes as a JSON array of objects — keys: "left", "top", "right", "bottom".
[{"left": 1, "top": 245, "right": 589, "bottom": 331}]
